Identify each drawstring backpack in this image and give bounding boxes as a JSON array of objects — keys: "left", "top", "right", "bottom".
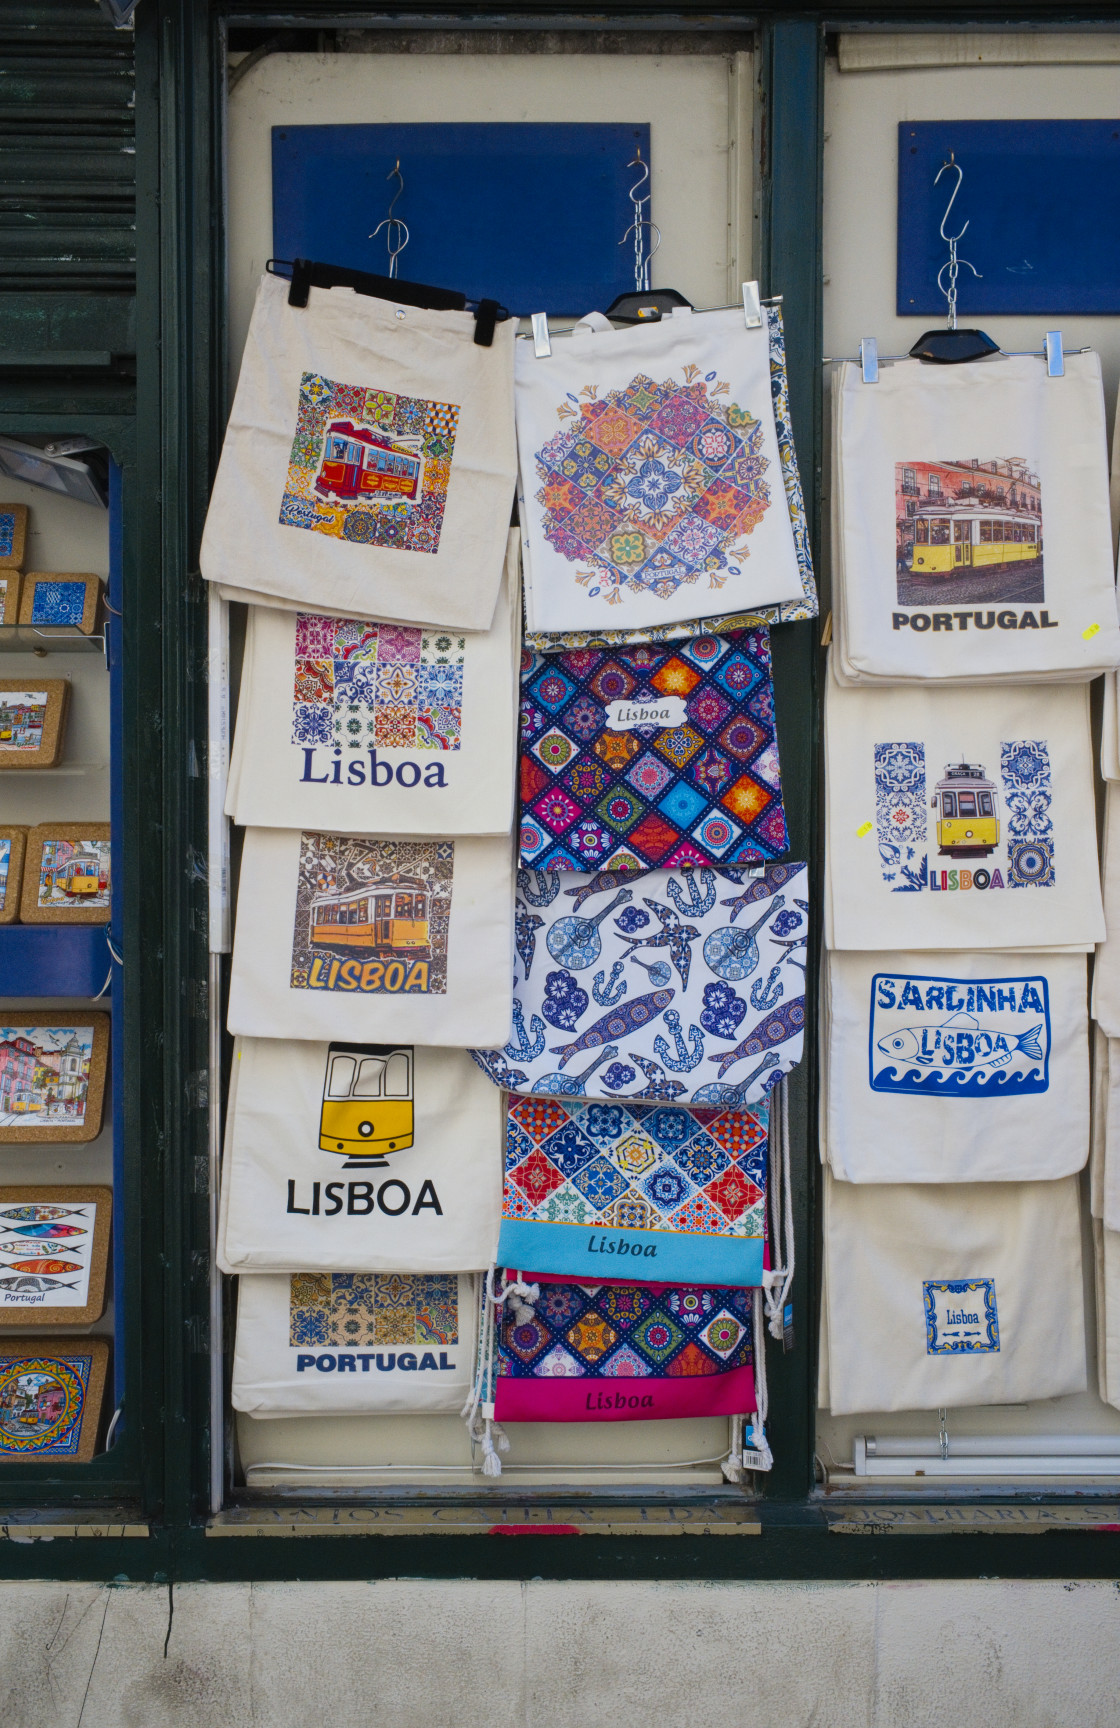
[
  {"left": 217, "top": 1038, "right": 502, "bottom": 1275},
  {"left": 515, "top": 306, "right": 806, "bottom": 636},
  {"left": 821, "top": 947, "right": 1089, "bottom": 1183},
  {"left": 231, "top": 1269, "right": 478, "bottom": 1418},
  {"left": 472, "top": 860, "right": 807, "bottom": 1107},
  {"left": 518, "top": 626, "right": 787, "bottom": 874},
  {"left": 225, "top": 531, "right": 520, "bottom": 840},
  {"left": 824, "top": 656, "right": 1103, "bottom": 951},
  {"left": 831, "top": 350, "right": 1120, "bottom": 686},
  {"left": 227, "top": 828, "right": 514, "bottom": 1049},
  {"left": 201, "top": 274, "right": 516, "bottom": 631},
  {"left": 520, "top": 305, "right": 818, "bottom": 654}
]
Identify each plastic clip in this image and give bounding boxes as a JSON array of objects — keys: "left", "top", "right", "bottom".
[
  {"left": 531, "top": 313, "right": 552, "bottom": 358},
  {"left": 742, "top": 281, "right": 763, "bottom": 329},
  {"left": 860, "top": 338, "right": 879, "bottom": 384},
  {"left": 1045, "top": 330, "right": 1065, "bottom": 377}
]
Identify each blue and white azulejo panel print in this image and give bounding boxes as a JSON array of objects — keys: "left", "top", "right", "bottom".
[{"left": 473, "top": 861, "right": 807, "bottom": 1107}]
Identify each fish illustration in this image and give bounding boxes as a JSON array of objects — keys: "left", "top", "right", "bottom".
[
  {"left": 707, "top": 996, "right": 805, "bottom": 1077},
  {"left": 548, "top": 988, "right": 675, "bottom": 1069},
  {"left": 563, "top": 870, "right": 635, "bottom": 911},
  {"left": 0, "top": 1239, "right": 86, "bottom": 1256},
  {"left": 0, "top": 1275, "right": 81, "bottom": 1293},
  {"left": 0, "top": 1205, "right": 85, "bottom": 1223},
  {"left": 1, "top": 1258, "right": 82, "bottom": 1275},
  {"left": 7, "top": 1222, "right": 87, "bottom": 1238},
  {"left": 876, "top": 1013, "right": 1044, "bottom": 1072}
]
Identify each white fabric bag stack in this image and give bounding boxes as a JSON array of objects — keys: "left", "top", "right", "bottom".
[
  {"left": 824, "top": 661, "right": 1103, "bottom": 952},
  {"left": 821, "top": 948, "right": 1089, "bottom": 1183},
  {"left": 226, "top": 532, "right": 520, "bottom": 839},
  {"left": 202, "top": 274, "right": 516, "bottom": 630},
  {"left": 227, "top": 828, "right": 514, "bottom": 1048},
  {"left": 218, "top": 1039, "right": 502, "bottom": 1274},
  {"left": 516, "top": 306, "right": 805, "bottom": 636},
  {"left": 231, "top": 1269, "right": 478, "bottom": 1418},
  {"left": 830, "top": 352, "right": 1120, "bottom": 687},
  {"left": 820, "top": 1169, "right": 1087, "bottom": 1415}
]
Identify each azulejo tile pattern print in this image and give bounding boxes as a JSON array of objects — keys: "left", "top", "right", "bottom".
[
  {"left": 289, "top": 1272, "right": 459, "bottom": 1349},
  {"left": 875, "top": 742, "right": 928, "bottom": 892},
  {"left": 476, "top": 861, "right": 807, "bottom": 1106},
  {"left": 279, "top": 372, "right": 459, "bottom": 557},
  {"left": 497, "top": 1279, "right": 754, "bottom": 1382},
  {"left": 503, "top": 1095, "right": 768, "bottom": 1241},
  {"left": 523, "top": 309, "right": 818, "bottom": 651},
  {"left": 0, "top": 1353, "right": 90, "bottom": 1455},
  {"left": 519, "top": 629, "right": 787, "bottom": 872},
  {"left": 0, "top": 516, "right": 14, "bottom": 561},
  {"left": 1001, "top": 740, "right": 1054, "bottom": 888},
  {"left": 290, "top": 833, "right": 453, "bottom": 996},
  {"left": 29, "top": 583, "right": 84, "bottom": 628},
  {"left": 534, "top": 366, "right": 771, "bottom": 608},
  {"left": 292, "top": 614, "right": 465, "bottom": 753}
]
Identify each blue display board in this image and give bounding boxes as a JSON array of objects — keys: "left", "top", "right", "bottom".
[
  {"left": 272, "top": 122, "right": 651, "bottom": 317},
  {"left": 898, "top": 120, "right": 1120, "bottom": 316}
]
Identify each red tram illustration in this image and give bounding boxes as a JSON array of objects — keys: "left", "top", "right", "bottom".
[{"left": 314, "top": 421, "right": 422, "bottom": 504}]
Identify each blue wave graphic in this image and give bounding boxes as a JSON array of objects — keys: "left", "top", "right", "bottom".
[{"left": 870, "top": 1063, "right": 1048, "bottom": 1098}]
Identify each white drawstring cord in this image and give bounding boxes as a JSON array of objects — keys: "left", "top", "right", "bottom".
[
  {"left": 762, "top": 1080, "right": 794, "bottom": 1342},
  {"left": 721, "top": 1289, "right": 773, "bottom": 1479},
  {"left": 461, "top": 1269, "right": 539, "bottom": 1477}
]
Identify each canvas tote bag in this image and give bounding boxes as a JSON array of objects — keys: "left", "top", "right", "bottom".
[
  {"left": 218, "top": 1038, "right": 501, "bottom": 1274},
  {"left": 201, "top": 274, "right": 516, "bottom": 630},
  {"left": 1092, "top": 781, "right": 1120, "bottom": 1035},
  {"left": 226, "top": 531, "right": 519, "bottom": 839},
  {"left": 227, "top": 828, "right": 514, "bottom": 1048},
  {"left": 496, "top": 1092, "right": 769, "bottom": 1284},
  {"left": 832, "top": 351, "right": 1120, "bottom": 684},
  {"left": 231, "top": 1269, "right": 478, "bottom": 1417},
  {"left": 821, "top": 1169, "right": 1087, "bottom": 1415},
  {"left": 516, "top": 307, "right": 805, "bottom": 636},
  {"left": 822, "top": 948, "right": 1089, "bottom": 1183},
  {"left": 517, "top": 626, "right": 787, "bottom": 874},
  {"left": 472, "top": 860, "right": 807, "bottom": 1106},
  {"left": 825, "top": 659, "right": 1103, "bottom": 951},
  {"left": 520, "top": 304, "right": 819, "bottom": 653}
]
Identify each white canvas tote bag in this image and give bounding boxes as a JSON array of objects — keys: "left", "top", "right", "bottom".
[
  {"left": 231, "top": 1269, "right": 478, "bottom": 1417},
  {"left": 218, "top": 1038, "right": 501, "bottom": 1274},
  {"left": 225, "top": 532, "right": 519, "bottom": 839},
  {"left": 825, "top": 660, "right": 1103, "bottom": 951},
  {"left": 200, "top": 274, "right": 516, "bottom": 630},
  {"left": 1092, "top": 782, "right": 1120, "bottom": 1035},
  {"left": 227, "top": 828, "right": 514, "bottom": 1048},
  {"left": 822, "top": 1169, "right": 1087, "bottom": 1415},
  {"left": 823, "top": 948, "right": 1089, "bottom": 1183},
  {"left": 516, "top": 307, "right": 805, "bottom": 636},
  {"left": 472, "top": 860, "right": 807, "bottom": 1106},
  {"left": 1096, "top": 1218, "right": 1120, "bottom": 1411},
  {"left": 832, "top": 351, "right": 1120, "bottom": 684}
]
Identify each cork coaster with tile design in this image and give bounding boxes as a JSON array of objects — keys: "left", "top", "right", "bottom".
[
  {"left": 18, "top": 573, "right": 103, "bottom": 637},
  {"left": 0, "top": 571, "right": 20, "bottom": 626},
  {"left": 0, "top": 1334, "right": 108, "bottom": 1461},
  {"left": 0, "top": 504, "right": 28, "bottom": 573}
]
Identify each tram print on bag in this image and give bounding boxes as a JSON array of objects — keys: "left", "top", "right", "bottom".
[
  {"left": 534, "top": 368, "right": 772, "bottom": 607},
  {"left": 279, "top": 373, "right": 459, "bottom": 556},
  {"left": 875, "top": 740, "right": 1053, "bottom": 894},
  {"left": 290, "top": 833, "right": 453, "bottom": 996},
  {"left": 895, "top": 459, "right": 1043, "bottom": 608}
]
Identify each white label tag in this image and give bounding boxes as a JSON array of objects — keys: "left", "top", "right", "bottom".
[{"left": 605, "top": 696, "right": 688, "bottom": 732}]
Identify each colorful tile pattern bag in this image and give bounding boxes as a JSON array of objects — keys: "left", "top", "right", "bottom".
[
  {"left": 473, "top": 861, "right": 807, "bottom": 1106},
  {"left": 518, "top": 627, "right": 787, "bottom": 872},
  {"left": 497, "top": 1094, "right": 768, "bottom": 1284},
  {"left": 490, "top": 1274, "right": 757, "bottom": 1423}
]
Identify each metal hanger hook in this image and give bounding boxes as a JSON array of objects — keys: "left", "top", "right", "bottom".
[
  {"left": 369, "top": 158, "right": 410, "bottom": 280},
  {"left": 934, "top": 155, "right": 969, "bottom": 245},
  {"left": 625, "top": 147, "right": 650, "bottom": 207},
  {"left": 620, "top": 147, "right": 659, "bottom": 293}
]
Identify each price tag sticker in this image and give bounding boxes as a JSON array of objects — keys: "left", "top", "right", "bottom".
[
  {"left": 856, "top": 821, "right": 873, "bottom": 838},
  {"left": 1084, "top": 623, "right": 1101, "bottom": 640}
]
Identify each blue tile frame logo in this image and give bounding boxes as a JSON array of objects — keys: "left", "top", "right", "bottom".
[
  {"left": 869, "top": 972, "right": 1050, "bottom": 1098},
  {"left": 924, "top": 1278, "right": 999, "bottom": 1355}
]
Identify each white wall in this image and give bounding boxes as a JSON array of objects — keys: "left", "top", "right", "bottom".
[{"left": 0, "top": 1577, "right": 1118, "bottom": 1727}]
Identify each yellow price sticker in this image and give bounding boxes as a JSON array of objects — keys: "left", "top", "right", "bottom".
[
  {"left": 856, "top": 821, "right": 873, "bottom": 838},
  {"left": 1084, "top": 623, "right": 1101, "bottom": 640}
]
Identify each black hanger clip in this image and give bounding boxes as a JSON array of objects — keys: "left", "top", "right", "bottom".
[{"left": 268, "top": 258, "right": 508, "bottom": 347}]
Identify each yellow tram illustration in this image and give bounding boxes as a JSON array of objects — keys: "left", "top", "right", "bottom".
[
  {"left": 319, "top": 1043, "right": 414, "bottom": 1163},
  {"left": 931, "top": 761, "right": 1000, "bottom": 858},
  {"left": 308, "top": 879, "right": 429, "bottom": 957},
  {"left": 909, "top": 505, "right": 1041, "bottom": 575},
  {"left": 47, "top": 852, "right": 106, "bottom": 899}
]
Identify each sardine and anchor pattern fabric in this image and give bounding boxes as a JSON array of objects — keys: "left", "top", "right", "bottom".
[
  {"left": 473, "top": 861, "right": 807, "bottom": 1107},
  {"left": 518, "top": 628, "right": 788, "bottom": 873}
]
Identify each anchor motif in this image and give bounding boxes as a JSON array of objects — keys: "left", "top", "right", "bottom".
[
  {"left": 592, "top": 961, "right": 627, "bottom": 1006},
  {"left": 666, "top": 868, "right": 716, "bottom": 918},
  {"left": 749, "top": 961, "right": 785, "bottom": 1012},
  {"left": 517, "top": 867, "right": 561, "bottom": 908},
  {"left": 503, "top": 999, "right": 546, "bottom": 1063},
  {"left": 652, "top": 1009, "right": 706, "bottom": 1073}
]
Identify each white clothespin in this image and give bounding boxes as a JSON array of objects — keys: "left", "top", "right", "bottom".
[
  {"left": 742, "top": 281, "right": 763, "bottom": 329},
  {"left": 531, "top": 313, "right": 551, "bottom": 359}
]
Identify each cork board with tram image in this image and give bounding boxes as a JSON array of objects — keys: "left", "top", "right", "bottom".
[
  {"left": 0, "top": 679, "right": 70, "bottom": 770},
  {"left": 20, "top": 823, "right": 110, "bottom": 925},
  {"left": 0, "top": 1186, "right": 111, "bottom": 1327},
  {"left": 0, "top": 826, "right": 27, "bottom": 925},
  {"left": 0, "top": 1014, "right": 109, "bottom": 1145}
]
